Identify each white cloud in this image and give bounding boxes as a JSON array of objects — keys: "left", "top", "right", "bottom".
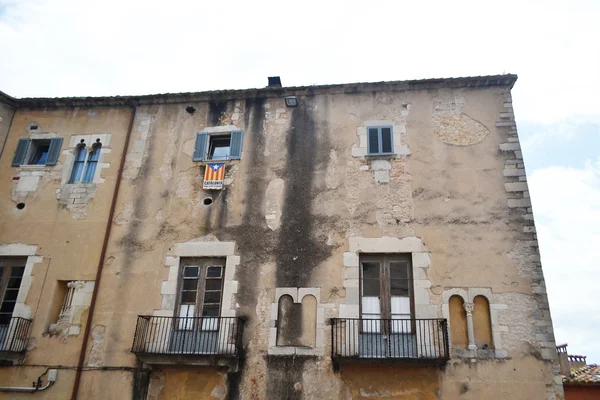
[
  {"left": 529, "top": 159, "right": 600, "bottom": 363},
  {"left": 0, "top": 0, "right": 599, "bottom": 124}
]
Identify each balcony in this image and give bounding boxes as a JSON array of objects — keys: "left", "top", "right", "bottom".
[
  {"left": 331, "top": 318, "right": 449, "bottom": 365},
  {"left": 0, "top": 317, "right": 33, "bottom": 363},
  {"left": 131, "top": 316, "right": 244, "bottom": 368}
]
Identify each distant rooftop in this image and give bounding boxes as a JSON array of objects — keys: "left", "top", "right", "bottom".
[
  {"left": 1, "top": 74, "right": 517, "bottom": 109},
  {"left": 564, "top": 364, "right": 600, "bottom": 385}
]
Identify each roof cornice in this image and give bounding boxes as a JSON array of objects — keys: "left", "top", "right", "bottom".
[{"left": 6, "top": 74, "right": 518, "bottom": 110}]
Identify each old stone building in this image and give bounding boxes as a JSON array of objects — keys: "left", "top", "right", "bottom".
[{"left": 0, "top": 75, "right": 564, "bottom": 399}]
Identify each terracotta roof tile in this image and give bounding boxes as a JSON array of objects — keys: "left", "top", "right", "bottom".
[{"left": 564, "top": 364, "right": 600, "bottom": 384}]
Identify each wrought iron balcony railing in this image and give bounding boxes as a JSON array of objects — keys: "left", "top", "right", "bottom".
[
  {"left": 131, "top": 316, "right": 244, "bottom": 357},
  {"left": 0, "top": 317, "right": 33, "bottom": 353},
  {"left": 331, "top": 318, "right": 449, "bottom": 364}
]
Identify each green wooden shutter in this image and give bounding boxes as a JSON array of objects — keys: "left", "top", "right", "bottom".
[
  {"left": 11, "top": 139, "right": 30, "bottom": 166},
  {"left": 45, "top": 138, "right": 63, "bottom": 166},
  {"left": 193, "top": 132, "right": 208, "bottom": 162},
  {"left": 229, "top": 130, "right": 243, "bottom": 159}
]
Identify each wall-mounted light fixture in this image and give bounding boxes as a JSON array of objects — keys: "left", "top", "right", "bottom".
[{"left": 284, "top": 96, "right": 298, "bottom": 107}]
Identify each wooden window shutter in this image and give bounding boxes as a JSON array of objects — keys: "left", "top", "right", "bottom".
[
  {"left": 46, "top": 138, "right": 64, "bottom": 166},
  {"left": 11, "top": 138, "right": 30, "bottom": 166},
  {"left": 193, "top": 132, "right": 208, "bottom": 162},
  {"left": 229, "top": 130, "right": 243, "bottom": 159}
]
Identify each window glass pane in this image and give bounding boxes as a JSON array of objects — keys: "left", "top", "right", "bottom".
[
  {"left": 362, "top": 262, "right": 379, "bottom": 279},
  {"left": 209, "top": 136, "right": 231, "bottom": 160},
  {"left": 11, "top": 267, "right": 25, "bottom": 278},
  {"left": 362, "top": 297, "right": 381, "bottom": 314},
  {"left": 203, "top": 291, "right": 221, "bottom": 304},
  {"left": 368, "top": 128, "right": 380, "bottom": 154},
  {"left": 184, "top": 267, "right": 199, "bottom": 277},
  {"left": 363, "top": 279, "right": 380, "bottom": 296},
  {"left": 32, "top": 145, "right": 50, "bottom": 165},
  {"left": 4, "top": 290, "right": 18, "bottom": 301},
  {"left": 182, "top": 279, "right": 198, "bottom": 290},
  {"left": 391, "top": 279, "right": 409, "bottom": 296},
  {"left": 75, "top": 146, "right": 87, "bottom": 161},
  {"left": 206, "top": 266, "right": 222, "bottom": 278},
  {"left": 0, "top": 302, "right": 15, "bottom": 313},
  {"left": 205, "top": 279, "right": 222, "bottom": 291},
  {"left": 381, "top": 127, "right": 392, "bottom": 153},
  {"left": 181, "top": 291, "right": 196, "bottom": 303},
  {"left": 202, "top": 306, "right": 219, "bottom": 317},
  {"left": 389, "top": 262, "right": 408, "bottom": 279},
  {"left": 7, "top": 278, "right": 22, "bottom": 289}
]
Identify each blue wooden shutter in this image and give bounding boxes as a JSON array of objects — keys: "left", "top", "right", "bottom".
[
  {"left": 229, "top": 130, "right": 243, "bottom": 159},
  {"left": 45, "top": 138, "right": 63, "bottom": 166},
  {"left": 11, "top": 139, "right": 30, "bottom": 166},
  {"left": 367, "top": 128, "right": 380, "bottom": 154},
  {"left": 193, "top": 132, "right": 208, "bottom": 162}
]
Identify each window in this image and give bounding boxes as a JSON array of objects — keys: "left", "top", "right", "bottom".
[
  {"left": 11, "top": 138, "right": 63, "bottom": 167},
  {"left": 83, "top": 144, "right": 101, "bottom": 183},
  {"left": 360, "top": 254, "right": 412, "bottom": 333},
  {"left": 68, "top": 141, "right": 102, "bottom": 184},
  {"left": 0, "top": 258, "right": 26, "bottom": 326},
  {"left": 367, "top": 126, "right": 394, "bottom": 155},
  {"left": 193, "top": 130, "right": 243, "bottom": 162},
  {"left": 69, "top": 145, "right": 87, "bottom": 183},
  {"left": 176, "top": 258, "right": 224, "bottom": 331}
]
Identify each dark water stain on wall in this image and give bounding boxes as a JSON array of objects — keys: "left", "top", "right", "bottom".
[
  {"left": 209, "top": 101, "right": 228, "bottom": 126},
  {"left": 274, "top": 98, "right": 332, "bottom": 288},
  {"left": 266, "top": 356, "right": 306, "bottom": 400},
  {"left": 221, "top": 97, "right": 276, "bottom": 324}
]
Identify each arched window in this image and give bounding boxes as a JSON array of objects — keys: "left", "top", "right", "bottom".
[
  {"left": 82, "top": 142, "right": 101, "bottom": 183},
  {"left": 449, "top": 295, "right": 468, "bottom": 349},
  {"left": 69, "top": 144, "right": 87, "bottom": 183},
  {"left": 473, "top": 296, "right": 494, "bottom": 349}
]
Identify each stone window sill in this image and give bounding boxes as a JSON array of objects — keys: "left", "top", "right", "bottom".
[
  {"left": 19, "top": 165, "right": 49, "bottom": 171},
  {"left": 365, "top": 154, "right": 396, "bottom": 160}
]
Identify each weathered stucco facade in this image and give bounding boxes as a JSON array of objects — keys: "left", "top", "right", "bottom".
[{"left": 0, "top": 75, "right": 564, "bottom": 399}]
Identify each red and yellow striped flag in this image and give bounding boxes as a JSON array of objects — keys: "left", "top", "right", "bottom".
[{"left": 203, "top": 163, "right": 225, "bottom": 190}]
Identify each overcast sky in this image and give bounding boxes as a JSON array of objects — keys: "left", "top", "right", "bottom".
[{"left": 1, "top": 0, "right": 599, "bottom": 363}]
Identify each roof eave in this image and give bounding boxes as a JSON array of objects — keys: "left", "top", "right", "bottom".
[{"left": 8, "top": 74, "right": 518, "bottom": 109}]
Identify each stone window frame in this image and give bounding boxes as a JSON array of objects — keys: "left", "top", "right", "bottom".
[
  {"left": 442, "top": 287, "right": 508, "bottom": 358},
  {"left": 60, "top": 134, "right": 112, "bottom": 185},
  {"left": 156, "top": 241, "right": 239, "bottom": 319},
  {"left": 47, "top": 280, "right": 94, "bottom": 337},
  {"left": 0, "top": 244, "right": 43, "bottom": 321},
  {"left": 268, "top": 287, "right": 331, "bottom": 356},
  {"left": 341, "top": 236, "right": 436, "bottom": 320},
  {"left": 193, "top": 125, "right": 243, "bottom": 162},
  {"left": 352, "top": 120, "right": 410, "bottom": 159}
]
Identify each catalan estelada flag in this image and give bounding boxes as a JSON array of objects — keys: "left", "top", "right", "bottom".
[{"left": 203, "top": 163, "right": 225, "bottom": 190}]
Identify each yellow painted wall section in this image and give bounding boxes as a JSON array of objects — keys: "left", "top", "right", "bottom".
[
  {"left": 449, "top": 295, "right": 468, "bottom": 349},
  {"left": 147, "top": 368, "right": 228, "bottom": 400},
  {"left": 473, "top": 295, "right": 493, "bottom": 348},
  {"left": 341, "top": 365, "right": 440, "bottom": 399}
]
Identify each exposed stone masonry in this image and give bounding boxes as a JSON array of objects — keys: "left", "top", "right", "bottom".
[{"left": 497, "top": 91, "right": 564, "bottom": 400}]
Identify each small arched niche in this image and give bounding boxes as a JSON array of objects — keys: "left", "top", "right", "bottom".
[
  {"left": 473, "top": 295, "right": 494, "bottom": 349},
  {"left": 449, "top": 295, "right": 468, "bottom": 349},
  {"left": 300, "top": 295, "right": 317, "bottom": 347},
  {"left": 276, "top": 295, "right": 300, "bottom": 347}
]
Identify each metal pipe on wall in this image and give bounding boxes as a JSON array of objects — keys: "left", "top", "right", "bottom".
[{"left": 70, "top": 104, "right": 137, "bottom": 400}]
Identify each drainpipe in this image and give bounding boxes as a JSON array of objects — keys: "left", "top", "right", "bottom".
[
  {"left": 0, "top": 369, "right": 58, "bottom": 393},
  {"left": 70, "top": 104, "right": 137, "bottom": 400}
]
